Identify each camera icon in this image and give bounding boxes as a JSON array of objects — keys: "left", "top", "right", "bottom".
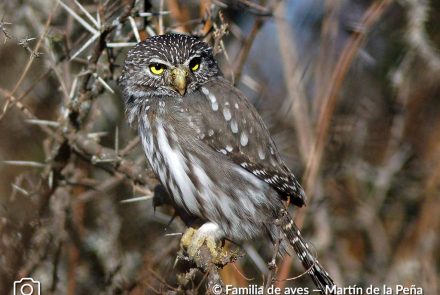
[{"left": 13, "top": 278, "right": 41, "bottom": 295}]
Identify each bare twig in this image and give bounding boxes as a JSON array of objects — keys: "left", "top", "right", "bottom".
[
  {"left": 0, "top": 4, "right": 58, "bottom": 119},
  {"left": 303, "top": 0, "right": 393, "bottom": 196},
  {"left": 233, "top": 0, "right": 279, "bottom": 83},
  {"left": 275, "top": 1, "right": 313, "bottom": 163}
]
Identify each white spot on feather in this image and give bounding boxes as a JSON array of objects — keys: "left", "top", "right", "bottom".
[
  {"left": 212, "top": 101, "right": 219, "bottom": 111},
  {"left": 201, "top": 86, "right": 218, "bottom": 111},
  {"left": 240, "top": 132, "right": 248, "bottom": 146},
  {"left": 223, "top": 107, "right": 232, "bottom": 121},
  {"left": 230, "top": 120, "right": 238, "bottom": 133},
  {"left": 258, "top": 147, "right": 266, "bottom": 160}
]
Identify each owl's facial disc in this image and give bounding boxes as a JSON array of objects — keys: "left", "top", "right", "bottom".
[
  {"left": 120, "top": 34, "right": 220, "bottom": 99},
  {"left": 170, "top": 66, "right": 189, "bottom": 96}
]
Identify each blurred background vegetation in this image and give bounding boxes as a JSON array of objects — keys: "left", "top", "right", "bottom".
[{"left": 0, "top": 0, "right": 439, "bottom": 294}]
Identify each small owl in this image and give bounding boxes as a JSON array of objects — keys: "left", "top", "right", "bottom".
[{"left": 119, "top": 34, "right": 334, "bottom": 291}]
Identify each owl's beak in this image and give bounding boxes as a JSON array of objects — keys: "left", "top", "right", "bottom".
[{"left": 170, "top": 67, "right": 188, "bottom": 96}]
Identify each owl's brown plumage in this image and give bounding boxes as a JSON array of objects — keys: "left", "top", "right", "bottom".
[{"left": 119, "top": 33, "right": 334, "bottom": 292}]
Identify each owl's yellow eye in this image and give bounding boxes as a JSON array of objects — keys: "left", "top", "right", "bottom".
[
  {"left": 189, "top": 57, "right": 201, "bottom": 72},
  {"left": 149, "top": 64, "right": 166, "bottom": 75},
  {"left": 191, "top": 63, "right": 200, "bottom": 72}
]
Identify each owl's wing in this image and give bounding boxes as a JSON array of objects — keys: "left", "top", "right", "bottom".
[{"left": 188, "top": 77, "right": 306, "bottom": 207}]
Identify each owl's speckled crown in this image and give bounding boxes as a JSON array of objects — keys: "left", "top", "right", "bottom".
[{"left": 127, "top": 34, "right": 212, "bottom": 66}]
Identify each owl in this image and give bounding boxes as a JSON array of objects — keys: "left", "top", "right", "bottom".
[{"left": 119, "top": 34, "right": 334, "bottom": 292}]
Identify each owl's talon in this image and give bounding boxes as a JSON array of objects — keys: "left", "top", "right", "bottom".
[
  {"left": 188, "top": 231, "right": 219, "bottom": 258},
  {"left": 180, "top": 227, "right": 197, "bottom": 249},
  {"left": 180, "top": 222, "right": 223, "bottom": 262}
]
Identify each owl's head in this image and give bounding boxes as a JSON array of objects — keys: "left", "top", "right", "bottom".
[{"left": 119, "top": 34, "right": 220, "bottom": 99}]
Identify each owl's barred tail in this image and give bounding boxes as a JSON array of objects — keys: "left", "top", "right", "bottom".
[{"left": 280, "top": 213, "right": 335, "bottom": 294}]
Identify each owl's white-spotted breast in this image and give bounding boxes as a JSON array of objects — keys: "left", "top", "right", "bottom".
[{"left": 119, "top": 33, "right": 334, "bottom": 292}]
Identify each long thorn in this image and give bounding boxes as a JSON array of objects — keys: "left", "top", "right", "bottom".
[
  {"left": 115, "top": 126, "right": 119, "bottom": 154},
  {"left": 12, "top": 184, "right": 30, "bottom": 196},
  {"left": 120, "top": 195, "right": 153, "bottom": 203},
  {"left": 146, "top": 25, "right": 156, "bottom": 37},
  {"left": 129, "top": 16, "right": 141, "bottom": 42},
  {"left": 69, "top": 75, "right": 78, "bottom": 99},
  {"left": 73, "top": 0, "right": 100, "bottom": 28},
  {"left": 87, "top": 131, "right": 108, "bottom": 139},
  {"left": 94, "top": 73, "right": 115, "bottom": 94},
  {"left": 26, "top": 119, "right": 59, "bottom": 127},
  {"left": 4, "top": 160, "right": 45, "bottom": 168},
  {"left": 70, "top": 33, "right": 100, "bottom": 60},
  {"left": 158, "top": 0, "right": 164, "bottom": 35},
  {"left": 139, "top": 11, "right": 170, "bottom": 17},
  {"left": 59, "top": 0, "right": 98, "bottom": 35},
  {"left": 106, "top": 42, "right": 137, "bottom": 48}
]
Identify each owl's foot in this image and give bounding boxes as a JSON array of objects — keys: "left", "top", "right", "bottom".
[
  {"left": 177, "top": 223, "right": 242, "bottom": 287},
  {"left": 180, "top": 222, "right": 225, "bottom": 262}
]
